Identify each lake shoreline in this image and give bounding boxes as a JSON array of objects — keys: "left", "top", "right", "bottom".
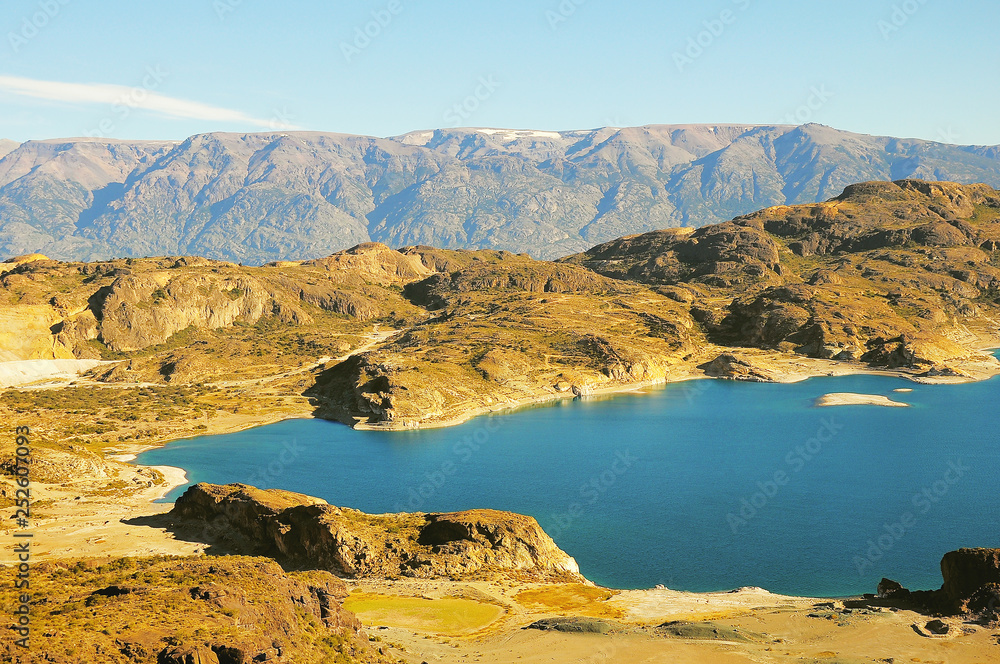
[
  {"left": 13, "top": 361, "right": 1000, "bottom": 664},
  {"left": 349, "top": 347, "right": 1000, "bottom": 431},
  {"left": 127, "top": 349, "right": 1000, "bottom": 598},
  {"left": 10, "top": 347, "right": 998, "bottom": 594}
]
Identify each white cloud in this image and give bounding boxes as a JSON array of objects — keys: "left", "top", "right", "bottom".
[{"left": 0, "top": 73, "right": 300, "bottom": 129}]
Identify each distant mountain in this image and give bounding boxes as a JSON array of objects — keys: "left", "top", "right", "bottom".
[
  {"left": 2, "top": 124, "right": 1000, "bottom": 263},
  {"left": 0, "top": 139, "right": 19, "bottom": 159}
]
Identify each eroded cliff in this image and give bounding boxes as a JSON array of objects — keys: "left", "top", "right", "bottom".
[{"left": 170, "top": 483, "right": 583, "bottom": 583}]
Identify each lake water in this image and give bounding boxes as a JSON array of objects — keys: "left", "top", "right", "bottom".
[{"left": 138, "top": 372, "right": 1000, "bottom": 597}]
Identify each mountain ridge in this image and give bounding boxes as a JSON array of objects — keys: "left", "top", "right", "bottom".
[
  {"left": 3, "top": 179, "right": 1000, "bottom": 435},
  {"left": 3, "top": 124, "right": 1000, "bottom": 264}
]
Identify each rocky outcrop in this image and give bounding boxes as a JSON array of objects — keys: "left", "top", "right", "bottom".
[
  {"left": 403, "top": 251, "right": 615, "bottom": 310},
  {"left": 97, "top": 271, "right": 303, "bottom": 352},
  {"left": 301, "top": 242, "right": 432, "bottom": 286},
  {"left": 564, "top": 221, "right": 782, "bottom": 288},
  {"left": 0, "top": 253, "right": 49, "bottom": 273},
  {"left": 699, "top": 352, "right": 776, "bottom": 382},
  {"left": 305, "top": 351, "right": 453, "bottom": 426},
  {"left": 0, "top": 248, "right": 427, "bottom": 360},
  {"left": 748, "top": 179, "right": 1000, "bottom": 256},
  {"left": 2, "top": 556, "right": 390, "bottom": 664},
  {"left": 862, "top": 548, "right": 1000, "bottom": 624},
  {"left": 580, "top": 334, "right": 670, "bottom": 381},
  {"left": 940, "top": 548, "right": 1000, "bottom": 617},
  {"left": 170, "top": 483, "right": 583, "bottom": 582},
  {"left": 861, "top": 335, "right": 972, "bottom": 370},
  {"left": 572, "top": 180, "right": 1000, "bottom": 373},
  {"left": 0, "top": 304, "right": 77, "bottom": 361}
]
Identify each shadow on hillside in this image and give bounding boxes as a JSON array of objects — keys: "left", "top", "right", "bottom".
[
  {"left": 122, "top": 512, "right": 242, "bottom": 557},
  {"left": 302, "top": 356, "right": 378, "bottom": 426}
]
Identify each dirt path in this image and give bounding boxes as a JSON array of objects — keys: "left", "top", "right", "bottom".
[{"left": 205, "top": 328, "right": 401, "bottom": 389}]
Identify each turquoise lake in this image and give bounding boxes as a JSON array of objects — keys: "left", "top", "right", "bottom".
[{"left": 137, "top": 372, "right": 1000, "bottom": 597}]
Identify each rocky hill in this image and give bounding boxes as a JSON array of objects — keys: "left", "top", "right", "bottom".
[
  {"left": 565, "top": 179, "right": 1000, "bottom": 370},
  {"left": 169, "top": 483, "right": 583, "bottom": 582},
  {"left": 3, "top": 125, "right": 1000, "bottom": 263},
  {"left": 0, "top": 556, "right": 392, "bottom": 664},
  {"left": 2, "top": 179, "right": 1000, "bottom": 439}
]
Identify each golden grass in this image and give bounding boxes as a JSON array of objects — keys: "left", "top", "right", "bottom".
[
  {"left": 514, "top": 583, "right": 624, "bottom": 619},
  {"left": 343, "top": 592, "right": 504, "bottom": 636}
]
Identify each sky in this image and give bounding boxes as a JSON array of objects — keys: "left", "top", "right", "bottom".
[{"left": 0, "top": 0, "right": 997, "bottom": 145}]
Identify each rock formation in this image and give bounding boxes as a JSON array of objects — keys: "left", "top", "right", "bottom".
[
  {"left": 699, "top": 352, "right": 777, "bottom": 382},
  {"left": 867, "top": 548, "right": 1000, "bottom": 624},
  {"left": 940, "top": 548, "right": 1000, "bottom": 617},
  {"left": 568, "top": 179, "right": 1000, "bottom": 373},
  {"left": 170, "top": 483, "right": 583, "bottom": 582}
]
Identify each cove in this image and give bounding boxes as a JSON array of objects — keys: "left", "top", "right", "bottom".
[{"left": 137, "top": 372, "right": 1000, "bottom": 597}]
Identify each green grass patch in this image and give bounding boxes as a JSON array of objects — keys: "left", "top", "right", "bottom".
[{"left": 343, "top": 593, "right": 503, "bottom": 635}]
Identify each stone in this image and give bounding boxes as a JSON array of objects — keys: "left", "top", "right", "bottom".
[{"left": 924, "top": 619, "right": 949, "bottom": 635}]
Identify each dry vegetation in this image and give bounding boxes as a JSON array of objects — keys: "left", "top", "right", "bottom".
[{"left": 0, "top": 556, "right": 394, "bottom": 664}]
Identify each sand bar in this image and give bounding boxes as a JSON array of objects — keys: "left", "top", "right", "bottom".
[{"left": 815, "top": 392, "right": 909, "bottom": 407}]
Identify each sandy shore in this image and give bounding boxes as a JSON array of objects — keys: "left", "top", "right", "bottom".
[
  {"left": 0, "top": 449, "right": 200, "bottom": 563},
  {"left": 815, "top": 392, "right": 910, "bottom": 407},
  {"left": 0, "top": 358, "right": 115, "bottom": 388},
  {"left": 342, "top": 578, "right": 998, "bottom": 664}
]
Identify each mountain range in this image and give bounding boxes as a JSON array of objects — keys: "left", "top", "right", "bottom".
[{"left": 2, "top": 123, "right": 1000, "bottom": 263}]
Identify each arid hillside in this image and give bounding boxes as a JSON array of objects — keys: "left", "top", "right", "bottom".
[
  {"left": 565, "top": 179, "right": 1000, "bottom": 370},
  {"left": 1, "top": 179, "right": 999, "bottom": 443}
]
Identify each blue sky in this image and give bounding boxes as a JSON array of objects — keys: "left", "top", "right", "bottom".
[{"left": 0, "top": 0, "right": 997, "bottom": 144}]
